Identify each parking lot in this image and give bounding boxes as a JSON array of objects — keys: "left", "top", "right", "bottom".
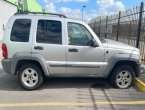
[
  {"left": 0, "top": 67, "right": 145, "bottom": 110},
  {"left": 1, "top": 0, "right": 145, "bottom": 109},
  {"left": 0, "top": 44, "right": 144, "bottom": 110}
]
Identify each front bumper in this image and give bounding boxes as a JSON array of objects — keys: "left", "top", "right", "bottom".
[{"left": 1, "top": 59, "right": 12, "bottom": 74}]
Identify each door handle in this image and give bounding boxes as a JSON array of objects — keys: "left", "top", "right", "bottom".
[
  {"left": 34, "top": 46, "right": 44, "bottom": 50},
  {"left": 69, "top": 48, "right": 78, "bottom": 52}
]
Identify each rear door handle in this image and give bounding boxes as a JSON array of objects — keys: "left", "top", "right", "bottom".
[
  {"left": 69, "top": 48, "right": 78, "bottom": 52},
  {"left": 34, "top": 46, "right": 44, "bottom": 50}
]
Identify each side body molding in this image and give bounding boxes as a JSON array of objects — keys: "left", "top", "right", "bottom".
[
  {"left": 103, "top": 53, "right": 140, "bottom": 77},
  {"left": 11, "top": 52, "right": 49, "bottom": 75}
]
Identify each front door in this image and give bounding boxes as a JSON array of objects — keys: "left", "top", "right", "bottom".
[
  {"left": 32, "top": 18, "right": 66, "bottom": 74},
  {"left": 66, "top": 22, "right": 106, "bottom": 76}
]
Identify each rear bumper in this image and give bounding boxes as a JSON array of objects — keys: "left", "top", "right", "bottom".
[{"left": 1, "top": 59, "right": 12, "bottom": 74}]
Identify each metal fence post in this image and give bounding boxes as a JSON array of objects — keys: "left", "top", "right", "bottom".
[
  {"left": 91, "top": 21, "right": 93, "bottom": 30},
  {"left": 99, "top": 17, "right": 102, "bottom": 37},
  {"left": 128, "top": 21, "right": 132, "bottom": 44},
  {"left": 94, "top": 21, "right": 96, "bottom": 34},
  {"left": 136, "top": 2, "right": 144, "bottom": 48},
  {"left": 105, "top": 16, "right": 108, "bottom": 38},
  {"left": 116, "top": 11, "right": 121, "bottom": 41}
]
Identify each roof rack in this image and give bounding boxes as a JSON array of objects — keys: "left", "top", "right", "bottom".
[{"left": 14, "top": 12, "right": 67, "bottom": 18}]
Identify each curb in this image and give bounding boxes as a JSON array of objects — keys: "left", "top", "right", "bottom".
[{"left": 135, "top": 78, "right": 145, "bottom": 91}]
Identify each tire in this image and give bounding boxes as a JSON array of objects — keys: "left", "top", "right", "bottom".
[
  {"left": 18, "top": 63, "right": 44, "bottom": 90},
  {"left": 109, "top": 65, "right": 135, "bottom": 89}
]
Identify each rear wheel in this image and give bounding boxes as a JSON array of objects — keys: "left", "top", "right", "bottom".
[
  {"left": 109, "top": 65, "right": 135, "bottom": 89},
  {"left": 18, "top": 63, "right": 44, "bottom": 90}
]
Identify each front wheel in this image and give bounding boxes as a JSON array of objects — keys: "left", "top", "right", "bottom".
[
  {"left": 18, "top": 63, "right": 44, "bottom": 90},
  {"left": 109, "top": 65, "right": 135, "bottom": 89}
]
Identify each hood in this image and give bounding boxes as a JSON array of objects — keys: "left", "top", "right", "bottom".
[{"left": 102, "top": 39, "right": 139, "bottom": 51}]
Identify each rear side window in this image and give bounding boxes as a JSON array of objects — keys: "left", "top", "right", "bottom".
[
  {"left": 10, "top": 19, "right": 31, "bottom": 42},
  {"left": 36, "top": 20, "right": 62, "bottom": 44}
]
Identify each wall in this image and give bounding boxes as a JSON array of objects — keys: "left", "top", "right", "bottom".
[{"left": 0, "top": 0, "right": 17, "bottom": 40}]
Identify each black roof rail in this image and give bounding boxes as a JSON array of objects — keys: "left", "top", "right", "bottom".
[{"left": 14, "top": 11, "right": 67, "bottom": 18}]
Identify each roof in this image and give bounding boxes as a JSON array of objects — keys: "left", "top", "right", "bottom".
[
  {"left": 5, "top": 0, "right": 17, "bottom": 6},
  {"left": 13, "top": 12, "right": 84, "bottom": 23},
  {"left": 14, "top": 12, "right": 67, "bottom": 18},
  {"left": 6, "top": 0, "right": 16, "bottom": 4}
]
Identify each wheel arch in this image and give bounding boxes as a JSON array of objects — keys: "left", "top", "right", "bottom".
[
  {"left": 104, "top": 53, "right": 140, "bottom": 78},
  {"left": 16, "top": 60, "right": 45, "bottom": 76},
  {"left": 108, "top": 60, "right": 140, "bottom": 78},
  {"left": 11, "top": 52, "right": 49, "bottom": 76}
]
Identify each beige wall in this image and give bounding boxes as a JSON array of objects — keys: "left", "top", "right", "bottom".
[{"left": 0, "top": 0, "right": 17, "bottom": 40}]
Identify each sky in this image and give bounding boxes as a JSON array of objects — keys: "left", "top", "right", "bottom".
[{"left": 37, "top": 0, "right": 145, "bottom": 21}]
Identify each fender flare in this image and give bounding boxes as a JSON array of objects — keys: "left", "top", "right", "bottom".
[
  {"left": 104, "top": 53, "right": 140, "bottom": 77},
  {"left": 11, "top": 52, "right": 49, "bottom": 76}
]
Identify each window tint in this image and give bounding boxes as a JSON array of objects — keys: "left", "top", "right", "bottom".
[
  {"left": 36, "top": 20, "right": 62, "bottom": 44},
  {"left": 68, "top": 22, "right": 93, "bottom": 46},
  {"left": 10, "top": 19, "right": 31, "bottom": 42}
]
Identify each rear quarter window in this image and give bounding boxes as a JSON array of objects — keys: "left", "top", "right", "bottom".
[{"left": 10, "top": 19, "right": 31, "bottom": 42}]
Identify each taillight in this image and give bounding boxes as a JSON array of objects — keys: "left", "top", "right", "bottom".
[{"left": 2, "top": 43, "right": 8, "bottom": 59}]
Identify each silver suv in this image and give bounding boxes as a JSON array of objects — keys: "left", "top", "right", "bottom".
[{"left": 1, "top": 12, "right": 141, "bottom": 90}]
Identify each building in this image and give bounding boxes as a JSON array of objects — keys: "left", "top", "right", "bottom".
[
  {"left": 7, "top": 0, "right": 43, "bottom": 12},
  {"left": 0, "top": 0, "right": 17, "bottom": 40},
  {"left": 0, "top": 0, "right": 42, "bottom": 40}
]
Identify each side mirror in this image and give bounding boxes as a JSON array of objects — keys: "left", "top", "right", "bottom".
[{"left": 87, "top": 39, "right": 98, "bottom": 47}]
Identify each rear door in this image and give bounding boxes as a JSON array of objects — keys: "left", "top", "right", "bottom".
[{"left": 32, "top": 17, "right": 66, "bottom": 74}]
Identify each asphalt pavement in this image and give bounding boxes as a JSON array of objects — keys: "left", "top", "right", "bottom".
[
  {"left": 0, "top": 47, "right": 145, "bottom": 110},
  {"left": 0, "top": 68, "right": 145, "bottom": 110}
]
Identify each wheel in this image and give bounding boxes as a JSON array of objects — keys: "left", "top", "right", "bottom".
[
  {"left": 18, "top": 63, "right": 44, "bottom": 90},
  {"left": 109, "top": 65, "right": 135, "bottom": 89}
]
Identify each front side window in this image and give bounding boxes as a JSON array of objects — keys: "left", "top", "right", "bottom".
[
  {"left": 68, "top": 22, "right": 93, "bottom": 46},
  {"left": 36, "top": 20, "right": 62, "bottom": 44},
  {"left": 10, "top": 19, "right": 31, "bottom": 42}
]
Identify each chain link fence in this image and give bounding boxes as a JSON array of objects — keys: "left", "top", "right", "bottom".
[{"left": 88, "top": 2, "right": 145, "bottom": 63}]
